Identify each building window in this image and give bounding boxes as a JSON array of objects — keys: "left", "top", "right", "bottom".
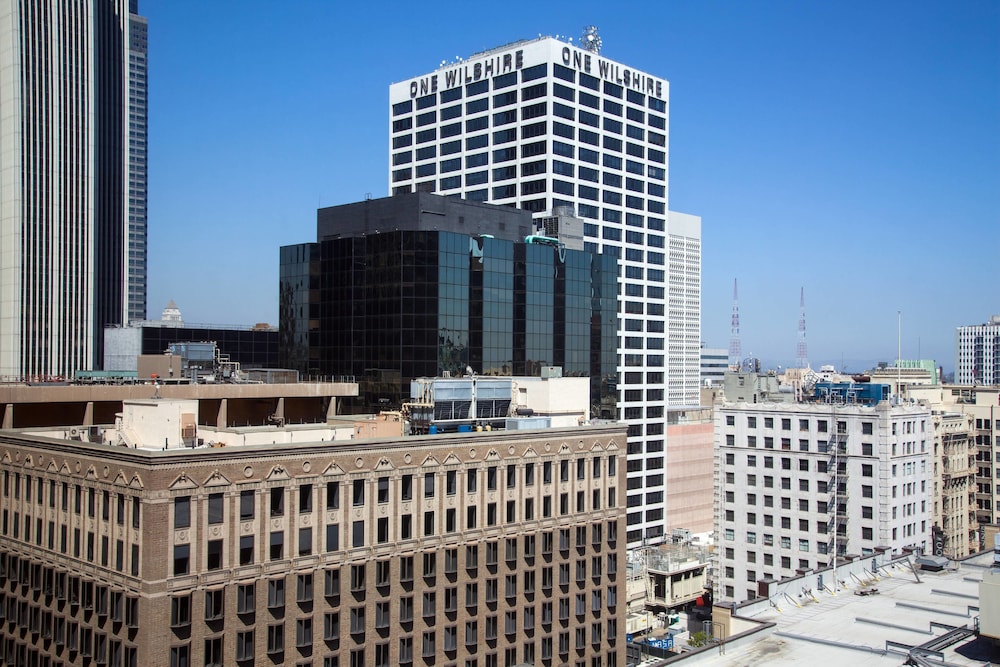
[
  {"left": 267, "top": 623, "right": 284, "bottom": 655},
  {"left": 205, "top": 589, "right": 224, "bottom": 621},
  {"left": 170, "top": 645, "right": 190, "bottom": 667},
  {"left": 326, "top": 481, "right": 340, "bottom": 509},
  {"left": 174, "top": 497, "right": 190, "bottom": 529},
  {"left": 324, "top": 612, "right": 340, "bottom": 642},
  {"left": 299, "top": 527, "right": 313, "bottom": 556},
  {"left": 297, "top": 573, "right": 314, "bottom": 604},
  {"left": 170, "top": 594, "right": 191, "bottom": 628},
  {"left": 267, "top": 578, "right": 285, "bottom": 609},
  {"left": 298, "top": 484, "right": 313, "bottom": 513},
  {"left": 270, "top": 531, "right": 284, "bottom": 560},
  {"left": 399, "top": 596, "right": 414, "bottom": 624},
  {"left": 206, "top": 539, "right": 223, "bottom": 570},
  {"left": 240, "top": 490, "right": 255, "bottom": 520},
  {"left": 351, "top": 564, "right": 366, "bottom": 592},
  {"left": 270, "top": 488, "right": 284, "bottom": 516},
  {"left": 173, "top": 544, "right": 190, "bottom": 575},
  {"left": 324, "top": 569, "right": 341, "bottom": 599},
  {"left": 237, "top": 583, "right": 255, "bottom": 614},
  {"left": 350, "top": 607, "right": 365, "bottom": 635},
  {"left": 204, "top": 637, "right": 223, "bottom": 667},
  {"left": 208, "top": 494, "right": 223, "bottom": 524},
  {"left": 352, "top": 520, "right": 364, "bottom": 547},
  {"left": 297, "top": 618, "right": 313, "bottom": 649},
  {"left": 239, "top": 535, "right": 254, "bottom": 565}
]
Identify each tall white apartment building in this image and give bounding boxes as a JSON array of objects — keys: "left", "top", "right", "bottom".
[
  {"left": 714, "top": 392, "right": 931, "bottom": 603},
  {"left": 956, "top": 315, "right": 1000, "bottom": 385},
  {"left": 389, "top": 35, "right": 701, "bottom": 545},
  {"left": 0, "top": 0, "right": 148, "bottom": 377}
]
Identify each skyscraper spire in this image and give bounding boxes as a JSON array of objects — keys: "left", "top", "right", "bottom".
[
  {"left": 729, "top": 279, "right": 741, "bottom": 369},
  {"left": 796, "top": 287, "right": 809, "bottom": 369}
]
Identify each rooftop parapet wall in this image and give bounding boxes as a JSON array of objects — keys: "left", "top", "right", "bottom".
[{"left": 733, "top": 552, "right": 917, "bottom": 618}]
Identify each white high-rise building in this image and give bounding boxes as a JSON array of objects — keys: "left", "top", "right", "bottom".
[
  {"left": 389, "top": 34, "right": 701, "bottom": 544},
  {"left": 0, "top": 0, "right": 148, "bottom": 378},
  {"left": 956, "top": 315, "right": 1000, "bottom": 385},
  {"left": 714, "top": 392, "right": 931, "bottom": 604}
]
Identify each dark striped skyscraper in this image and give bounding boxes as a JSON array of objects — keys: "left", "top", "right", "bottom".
[{"left": 0, "top": 0, "right": 147, "bottom": 378}]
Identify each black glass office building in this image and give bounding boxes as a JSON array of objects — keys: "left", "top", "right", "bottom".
[{"left": 280, "top": 195, "right": 617, "bottom": 414}]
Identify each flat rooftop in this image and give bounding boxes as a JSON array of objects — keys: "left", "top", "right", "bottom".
[{"left": 683, "top": 554, "right": 998, "bottom": 666}]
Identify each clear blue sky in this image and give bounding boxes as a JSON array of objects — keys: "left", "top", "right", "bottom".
[{"left": 143, "top": 0, "right": 999, "bottom": 374}]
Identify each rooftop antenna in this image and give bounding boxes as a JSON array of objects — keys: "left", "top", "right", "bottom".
[
  {"left": 581, "top": 25, "right": 602, "bottom": 54},
  {"left": 729, "top": 279, "right": 741, "bottom": 370},
  {"left": 897, "top": 310, "right": 902, "bottom": 402},
  {"left": 796, "top": 287, "right": 809, "bottom": 369}
]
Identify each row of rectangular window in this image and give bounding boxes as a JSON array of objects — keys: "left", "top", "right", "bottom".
[
  {"left": 174, "top": 487, "right": 617, "bottom": 574},
  {"left": 393, "top": 134, "right": 667, "bottom": 184},
  {"left": 1, "top": 510, "right": 139, "bottom": 575},
  {"left": 724, "top": 415, "right": 874, "bottom": 435},
  {"left": 174, "top": 458, "right": 616, "bottom": 528},
  {"left": 391, "top": 120, "right": 666, "bottom": 162},
  {"left": 0, "top": 471, "right": 141, "bottom": 529},
  {"left": 173, "top": 626, "right": 620, "bottom": 666},
  {"left": 403, "top": 155, "right": 665, "bottom": 197},
  {"left": 171, "top": 557, "right": 619, "bottom": 626},
  {"left": 398, "top": 97, "right": 665, "bottom": 138},
  {"left": 723, "top": 433, "right": 877, "bottom": 455},
  {"left": 0, "top": 605, "right": 138, "bottom": 665},
  {"left": 0, "top": 553, "right": 139, "bottom": 625}
]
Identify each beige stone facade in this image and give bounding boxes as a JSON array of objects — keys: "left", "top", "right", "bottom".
[
  {"left": 910, "top": 384, "right": 1000, "bottom": 553},
  {"left": 0, "top": 423, "right": 627, "bottom": 666},
  {"left": 932, "top": 411, "right": 976, "bottom": 558}
]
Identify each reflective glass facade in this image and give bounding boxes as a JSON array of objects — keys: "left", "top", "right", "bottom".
[{"left": 280, "top": 230, "right": 616, "bottom": 415}]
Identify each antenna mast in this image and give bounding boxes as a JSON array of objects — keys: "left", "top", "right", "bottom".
[
  {"left": 796, "top": 287, "right": 809, "bottom": 369},
  {"left": 581, "top": 26, "right": 602, "bottom": 54},
  {"left": 728, "top": 279, "right": 741, "bottom": 370}
]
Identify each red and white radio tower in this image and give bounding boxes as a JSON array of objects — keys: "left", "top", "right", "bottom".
[
  {"left": 796, "top": 287, "right": 809, "bottom": 369},
  {"left": 728, "top": 279, "right": 741, "bottom": 369}
]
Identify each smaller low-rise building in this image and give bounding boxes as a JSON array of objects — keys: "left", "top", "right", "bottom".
[
  {"left": 629, "top": 543, "right": 710, "bottom": 612},
  {"left": 104, "top": 309, "right": 279, "bottom": 374}
]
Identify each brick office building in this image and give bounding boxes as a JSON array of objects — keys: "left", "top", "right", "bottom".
[{"left": 0, "top": 407, "right": 626, "bottom": 666}]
